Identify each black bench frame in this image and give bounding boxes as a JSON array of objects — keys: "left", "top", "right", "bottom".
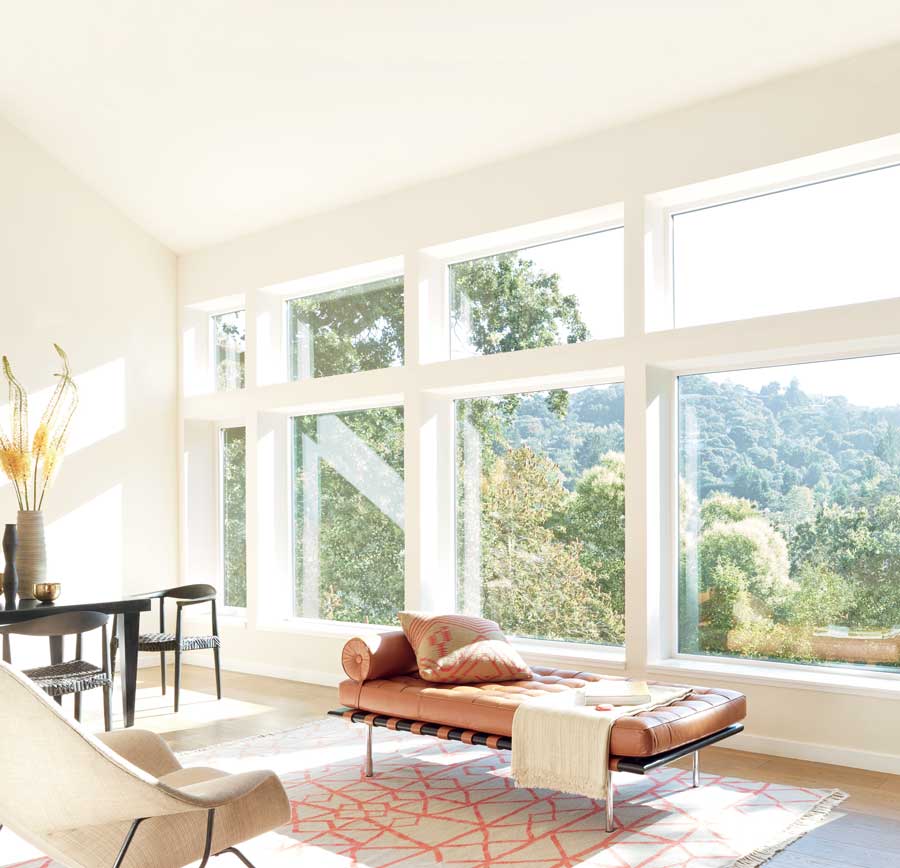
[{"left": 329, "top": 707, "right": 744, "bottom": 833}]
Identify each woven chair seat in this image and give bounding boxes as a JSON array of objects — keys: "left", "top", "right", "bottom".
[
  {"left": 23, "top": 660, "right": 112, "bottom": 698},
  {"left": 137, "top": 632, "right": 221, "bottom": 653}
]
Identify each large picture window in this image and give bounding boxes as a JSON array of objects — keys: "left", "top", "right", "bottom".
[
  {"left": 679, "top": 356, "right": 900, "bottom": 671},
  {"left": 286, "top": 276, "right": 404, "bottom": 380},
  {"left": 449, "top": 229, "right": 623, "bottom": 359},
  {"left": 673, "top": 163, "right": 900, "bottom": 328},
  {"left": 456, "top": 383, "right": 625, "bottom": 645},
  {"left": 292, "top": 406, "right": 404, "bottom": 624},
  {"left": 221, "top": 426, "right": 247, "bottom": 609}
]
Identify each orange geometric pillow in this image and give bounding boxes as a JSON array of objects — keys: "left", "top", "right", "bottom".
[{"left": 398, "top": 612, "right": 532, "bottom": 684}]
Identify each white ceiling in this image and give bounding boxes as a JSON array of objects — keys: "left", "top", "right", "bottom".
[{"left": 3, "top": 1, "right": 900, "bottom": 253}]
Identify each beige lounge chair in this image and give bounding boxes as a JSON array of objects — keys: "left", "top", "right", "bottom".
[{"left": 0, "top": 660, "right": 290, "bottom": 867}]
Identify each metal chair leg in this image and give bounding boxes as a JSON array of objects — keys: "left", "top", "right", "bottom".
[
  {"left": 605, "top": 770, "right": 615, "bottom": 833},
  {"left": 197, "top": 809, "right": 216, "bottom": 868},
  {"left": 216, "top": 846, "right": 258, "bottom": 867},
  {"left": 160, "top": 650, "right": 167, "bottom": 695},
  {"left": 74, "top": 689, "right": 82, "bottom": 722},
  {"left": 112, "top": 818, "right": 147, "bottom": 868},
  {"left": 692, "top": 750, "right": 700, "bottom": 787},
  {"left": 365, "top": 723, "right": 374, "bottom": 777}
]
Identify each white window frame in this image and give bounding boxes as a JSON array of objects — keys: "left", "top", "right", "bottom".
[{"left": 180, "top": 138, "right": 900, "bottom": 695}]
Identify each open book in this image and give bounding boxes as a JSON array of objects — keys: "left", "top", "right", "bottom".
[{"left": 577, "top": 680, "right": 652, "bottom": 706}]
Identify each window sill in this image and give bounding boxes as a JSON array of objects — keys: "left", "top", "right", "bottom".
[
  {"left": 256, "top": 618, "right": 393, "bottom": 639},
  {"left": 513, "top": 639, "right": 626, "bottom": 672},
  {"left": 648, "top": 657, "right": 900, "bottom": 700}
]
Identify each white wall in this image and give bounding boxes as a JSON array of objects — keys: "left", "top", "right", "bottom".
[
  {"left": 0, "top": 116, "right": 177, "bottom": 662},
  {"left": 178, "top": 43, "right": 900, "bottom": 772}
]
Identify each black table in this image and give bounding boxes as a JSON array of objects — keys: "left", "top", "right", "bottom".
[{"left": 0, "top": 595, "right": 151, "bottom": 727}]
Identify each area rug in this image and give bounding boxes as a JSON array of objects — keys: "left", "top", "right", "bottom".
[{"left": 1, "top": 717, "right": 846, "bottom": 867}]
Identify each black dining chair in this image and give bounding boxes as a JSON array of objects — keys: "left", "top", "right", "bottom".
[
  {"left": 0, "top": 611, "right": 112, "bottom": 731},
  {"left": 110, "top": 583, "right": 221, "bottom": 713}
]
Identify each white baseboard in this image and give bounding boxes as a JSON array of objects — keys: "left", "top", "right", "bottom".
[
  {"left": 185, "top": 654, "right": 344, "bottom": 688},
  {"left": 182, "top": 657, "right": 900, "bottom": 775},
  {"left": 727, "top": 731, "right": 900, "bottom": 776}
]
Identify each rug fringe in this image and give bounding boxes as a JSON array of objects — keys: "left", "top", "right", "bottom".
[{"left": 729, "top": 788, "right": 848, "bottom": 868}]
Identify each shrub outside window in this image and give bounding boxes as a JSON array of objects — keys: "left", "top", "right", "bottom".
[
  {"left": 286, "top": 276, "right": 404, "bottom": 380},
  {"left": 679, "top": 355, "right": 900, "bottom": 672},
  {"left": 449, "top": 229, "right": 623, "bottom": 359},
  {"left": 213, "top": 310, "right": 246, "bottom": 391},
  {"left": 292, "top": 406, "right": 404, "bottom": 624},
  {"left": 456, "top": 383, "right": 625, "bottom": 645},
  {"left": 221, "top": 426, "right": 247, "bottom": 609}
]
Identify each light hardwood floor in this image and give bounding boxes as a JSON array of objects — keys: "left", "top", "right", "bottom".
[{"left": 75, "top": 664, "right": 900, "bottom": 867}]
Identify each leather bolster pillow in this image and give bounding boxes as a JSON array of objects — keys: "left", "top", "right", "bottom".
[{"left": 341, "top": 630, "right": 418, "bottom": 682}]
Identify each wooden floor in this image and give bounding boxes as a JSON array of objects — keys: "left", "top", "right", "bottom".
[{"left": 74, "top": 664, "right": 900, "bottom": 867}]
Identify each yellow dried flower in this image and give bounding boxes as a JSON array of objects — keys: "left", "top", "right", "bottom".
[
  {"left": 32, "top": 423, "right": 49, "bottom": 458},
  {"left": 41, "top": 442, "right": 64, "bottom": 488},
  {"left": 0, "top": 447, "right": 30, "bottom": 484}
]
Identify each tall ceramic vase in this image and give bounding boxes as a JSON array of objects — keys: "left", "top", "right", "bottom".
[{"left": 15, "top": 510, "right": 46, "bottom": 600}]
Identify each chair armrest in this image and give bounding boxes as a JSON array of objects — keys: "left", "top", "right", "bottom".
[
  {"left": 176, "top": 596, "right": 216, "bottom": 608},
  {"left": 162, "top": 768, "right": 285, "bottom": 808},
  {"left": 96, "top": 729, "right": 182, "bottom": 777}
]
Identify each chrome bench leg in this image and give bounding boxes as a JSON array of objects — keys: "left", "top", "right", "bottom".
[
  {"left": 692, "top": 751, "right": 700, "bottom": 788},
  {"left": 605, "top": 770, "right": 614, "bottom": 833},
  {"left": 365, "top": 723, "right": 374, "bottom": 777}
]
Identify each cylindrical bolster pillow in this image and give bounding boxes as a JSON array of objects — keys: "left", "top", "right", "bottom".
[{"left": 341, "top": 630, "right": 418, "bottom": 682}]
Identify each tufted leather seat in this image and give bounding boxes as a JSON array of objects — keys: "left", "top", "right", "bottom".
[{"left": 339, "top": 666, "right": 746, "bottom": 757}]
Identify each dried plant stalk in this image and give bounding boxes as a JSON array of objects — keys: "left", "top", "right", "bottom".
[{"left": 0, "top": 345, "right": 78, "bottom": 512}]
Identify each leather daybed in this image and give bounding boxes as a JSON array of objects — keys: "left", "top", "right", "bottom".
[{"left": 330, "top": 630, "right": 747, "bottom": 832}]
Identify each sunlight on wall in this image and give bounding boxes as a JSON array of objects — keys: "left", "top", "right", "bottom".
[
  {"left": 0, "top": 358, "right": 125, "bottom": 491},
  {"left": 46, "top": 483, "right": 123, "bottom": 597}
]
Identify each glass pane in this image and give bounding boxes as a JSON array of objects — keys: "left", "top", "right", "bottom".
[
  {"left": 221, "top": 426, "right": 246, "bottom": 609},
  {"left": 456, "top": 384, "right": 625, "bottom": 644},
  {"left": 213, "top": 310, "right": 246, "bottom": 391},
  {"left": 679, "top": 356, "right": 900, "bottom": 672},
  {"left": 292, "top": 406, "right": 404, "bottom": 623},
  {"left": 287, "top": 276, "right": 404, "bottom": 379},
  {"left": 674, "top": 164, "right": 900, "bottom": 327},
  {"left": 449, "top": 228, "right": 623, "bottom": 359}
]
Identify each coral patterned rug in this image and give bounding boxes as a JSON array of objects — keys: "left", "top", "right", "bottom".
[{"left": 1, "top": 718, "right": 846, "bottom": 868}]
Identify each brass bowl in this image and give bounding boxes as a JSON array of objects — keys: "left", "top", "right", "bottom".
[{"left": 33, "top": 582, "right": 61, "bottom": 603}]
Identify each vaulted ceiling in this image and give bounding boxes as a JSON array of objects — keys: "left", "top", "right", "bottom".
[{"left": 3, "top": 1, "right": 900, "bottom": 252}]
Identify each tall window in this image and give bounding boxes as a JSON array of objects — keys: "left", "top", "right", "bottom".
[
  {"left": 286, "top": 276, "right": 404, "bottom": 379},
  {"left": 292, "top": 406, "right": 404, "bottom": 624},
  {"left": 456, "top": 384, "right": 625, "bottom": 645},
  {"left": 449, "top": 228, "right": 623, "bottom": 359},
  {"left": 673, "top": 163, "right": 900, "bottom": 327},
  {"left": 221, "top": 426, "right": 247, "bottom": 608},
  {"left": 213, "top": 310, "right": 246, "bottom": 391},
  {"left": 679, "top": 355, "right": 900, "bottom": 672}
]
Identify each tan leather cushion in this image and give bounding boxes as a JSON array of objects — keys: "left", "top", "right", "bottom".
[
  {"left": 338, "top": 666, "right": 746, "bottom": 757},
  {"left": 399, "top": 612, "right": 532, "bottom": 683},
  {"left": 342, "top": 630, "right": 418, "bottom": 682}
]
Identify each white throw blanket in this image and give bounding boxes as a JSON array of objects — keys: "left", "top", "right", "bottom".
[{"left": 511, "top": 684, "right": 692, "bottom": 800}]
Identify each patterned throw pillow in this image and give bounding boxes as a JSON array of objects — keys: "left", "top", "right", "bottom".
[{"left": 399, "top": 612, "right": 532, "bottom": 684}]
